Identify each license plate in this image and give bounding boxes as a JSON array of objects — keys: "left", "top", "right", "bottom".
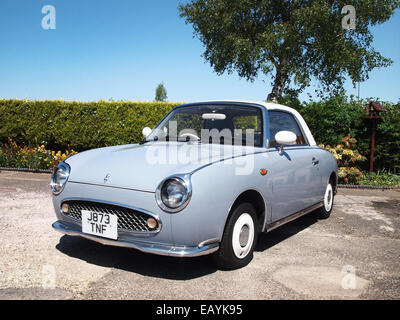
[{"left": 81, "top": 210, "right": 118, "bottom": 240}]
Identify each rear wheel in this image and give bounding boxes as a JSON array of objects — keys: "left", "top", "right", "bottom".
[
  {"left": 316, "top": 181, "right": 334, "bottom": 219},
  {"left": 214, "top": 202, "right": 258, "bottom": 269}
]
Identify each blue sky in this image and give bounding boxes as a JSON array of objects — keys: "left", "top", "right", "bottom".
[{"left": 0, "top": 0, "right": 399, "bottom": 103}]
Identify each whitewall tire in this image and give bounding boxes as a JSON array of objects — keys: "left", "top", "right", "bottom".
[
  {"left": 214, "top": 202, "right": 258, "bottom": 269},
  {"left": 316, "top": 181, "right": 334, "bottom": 219},
  {"left": 232, "top": 213, "right": 255, "bottom": 259}
]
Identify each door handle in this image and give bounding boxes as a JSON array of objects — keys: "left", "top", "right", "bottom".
[{"left": 312, "top": 157, "right": 319, "bottom": 165}]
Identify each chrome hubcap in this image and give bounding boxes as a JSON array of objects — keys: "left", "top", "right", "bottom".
[{"left": 239, "top": 225, "right": 249, "bottom": 247}]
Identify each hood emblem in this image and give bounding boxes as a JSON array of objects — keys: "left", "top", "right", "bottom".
[{"left": 104, "top": 173, "right": 111, "bottom": 183}]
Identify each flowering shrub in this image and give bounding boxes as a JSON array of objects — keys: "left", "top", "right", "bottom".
[
  {"left": 319, "top": 136, "right": 367, "bottom": 184},
  {"left": 0, "top": 138, "right": 77, "bottom": 170},
  {"left": 358, "top": 170, "right": 400, "bottom": 187}
]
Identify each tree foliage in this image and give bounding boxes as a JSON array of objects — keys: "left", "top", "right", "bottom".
[
  {"left": 179, "top": 0, "right": 399, "bottom": 99},
  {"left": 292, "top": 94, "right": 400, "bottom": 172},
  {"left": 155, "top": 83, "right": 168, "bottom": 101}
]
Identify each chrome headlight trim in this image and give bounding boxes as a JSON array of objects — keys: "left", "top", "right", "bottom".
[
  {"left": 155, "top": 174, "right": 192, "bottom": 213},
  {"left": 50, "top": 162, "right": 71, "bottom": 195}
]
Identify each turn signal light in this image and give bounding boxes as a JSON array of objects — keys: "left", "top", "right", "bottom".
[
  {"left": 61, "top": 203, "right": 69, "bottom": 213},
  {"left": 147, "top": 217, "right": 158, "bottom": 229}
]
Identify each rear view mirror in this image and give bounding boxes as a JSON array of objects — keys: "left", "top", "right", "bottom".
[{"left": 202, "top": 113, "right": 226, "bottom": 120}]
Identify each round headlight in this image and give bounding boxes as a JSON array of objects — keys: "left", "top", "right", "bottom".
[
  {"left": 156, "top": 176, "right": 192, "bottom": 213},
  {"left": 50, "top": 162, "right": 70, "bottom": 195}
]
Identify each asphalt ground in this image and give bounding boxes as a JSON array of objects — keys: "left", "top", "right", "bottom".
[{"left": 0, "top": 170, "right": 399, "bottom": 300}]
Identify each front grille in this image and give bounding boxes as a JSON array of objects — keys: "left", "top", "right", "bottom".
[{"left": 62, "top": 200, "right": 159, "bottom": 232}]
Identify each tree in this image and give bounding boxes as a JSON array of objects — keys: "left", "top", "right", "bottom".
[
  {"left": 155, "top": 83, "right": 168, "bottom": 101},
  {"left": 179, "top": 0, "right": 399, "bottom": 100}
]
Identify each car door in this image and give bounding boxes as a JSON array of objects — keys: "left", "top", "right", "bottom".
[{"left": 267, "top": 110, "right": 321, "bottom": 222}]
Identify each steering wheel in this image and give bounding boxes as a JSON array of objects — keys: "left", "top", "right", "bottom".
[{"left": 178, "top": 132, "right": 200, "bottom": 140}]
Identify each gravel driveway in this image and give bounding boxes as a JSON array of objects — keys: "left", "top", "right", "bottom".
[{"left": 0, "top": 170, "right": 399, "bottom": 299}]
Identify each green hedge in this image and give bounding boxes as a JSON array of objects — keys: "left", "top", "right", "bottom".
[
  {"left": 1, "top": 97, "right": 399, "bottom": 172},
  {"left": 0, "top": 100, "right": 181, "bottom": 151}
]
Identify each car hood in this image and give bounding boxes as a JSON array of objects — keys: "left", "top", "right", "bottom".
[{"left": 65, "top": 142, "right": 261, "bottom": 192}]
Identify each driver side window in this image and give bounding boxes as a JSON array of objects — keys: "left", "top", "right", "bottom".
[{"left": 269, "top": 111, "right": 307, "bottom": 147}]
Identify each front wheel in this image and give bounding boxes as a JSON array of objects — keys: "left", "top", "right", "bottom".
[
  {"left": 214, "top": 203, "right": 258, "bottom": 270},
  {"left": 315, "top": 181, "right": 334, "bottom": 219}
]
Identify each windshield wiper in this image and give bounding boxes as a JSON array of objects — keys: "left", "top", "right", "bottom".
[
  {"left": 139, "top": 136, "right": 160, "bottom": 145},
  {"left": 140, "top": 135, "right": 201, "bottom": 144}
]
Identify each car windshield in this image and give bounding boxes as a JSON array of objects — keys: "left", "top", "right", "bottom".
[{"left": 146, "top": 105, "right": 263, "bottom": 147}]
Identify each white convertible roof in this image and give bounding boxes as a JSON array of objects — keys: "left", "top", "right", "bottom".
[{"left": 187, "top": 100, "right": 317, "bottom": 146}]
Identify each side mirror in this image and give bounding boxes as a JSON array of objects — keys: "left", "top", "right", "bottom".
[
  {"left": 142, "top": 127, "right": 152, "bottom": 138},
  {"left": 275, "top": 131, "right": 297, "bottom": 156}
]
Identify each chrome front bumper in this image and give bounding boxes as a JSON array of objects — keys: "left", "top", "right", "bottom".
[{"left": 52, "top": 220, "right": 219, "bottom": 257}]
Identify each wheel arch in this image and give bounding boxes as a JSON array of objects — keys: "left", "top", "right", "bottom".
[
  {"left": 227, "top": 189, "right": 266, "bottom": 233},
  {"left": 329, "top": 171, "right": 338, "bottom": 194}
]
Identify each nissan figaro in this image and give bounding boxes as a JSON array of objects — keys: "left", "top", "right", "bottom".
[{"left": 51, "top": 101, "right": 337, "bottom": 269}]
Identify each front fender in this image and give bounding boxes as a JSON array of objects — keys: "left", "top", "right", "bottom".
[{"left": 170, "top": 153, "right": 270, "bottom": 246}]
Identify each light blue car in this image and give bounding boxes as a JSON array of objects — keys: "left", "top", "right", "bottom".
[{"left": 51, "top": 101, "right": 337, "bottom": 269}]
